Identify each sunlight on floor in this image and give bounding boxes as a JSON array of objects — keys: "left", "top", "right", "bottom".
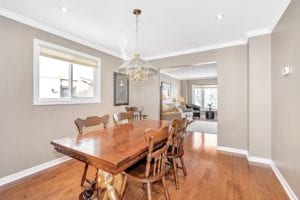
[{"left": 189, "top": 132, "right": 217, "bottom": 150}]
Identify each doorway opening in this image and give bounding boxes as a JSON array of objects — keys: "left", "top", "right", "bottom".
[{"left": 159, "top": 62, "right": 218, "bottom": 137}]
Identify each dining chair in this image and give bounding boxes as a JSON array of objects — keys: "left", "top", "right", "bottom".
[
  {"left": 74, "top": 114, "right": 110, "bottom": 186},
  {"left": 113, "top": 111, "right": 134, "bottom": 126},
  {"left": 120, "top": 126, "right": 172, "bottom": 200},
  {"left": 167, "top": 118, "right": 188, "bottom": 190},
  {"left": 125, "top": 106, "right": 140, "bottom": 120}
]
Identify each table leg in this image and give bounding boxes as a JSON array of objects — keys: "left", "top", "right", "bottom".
[{"left": 96, "top": 170, "right": 124, "bottom": 200}]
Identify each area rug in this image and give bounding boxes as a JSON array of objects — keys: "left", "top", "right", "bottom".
[{"left": 186, "top": 120, "right": 217, "bottom": 134}]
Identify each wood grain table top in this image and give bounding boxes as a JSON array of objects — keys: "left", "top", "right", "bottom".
[{"left": 51, "top": 119, "right": 168, "bottom": 174}]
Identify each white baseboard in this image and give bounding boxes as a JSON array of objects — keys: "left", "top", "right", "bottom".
[
  {"left": 247, "top": 156, "right": 272, "bottom": 165},
  {"left": 270, "top": 161, "right": 298, "bottom": 200},
  {"left": 1, "top": 148, "right": 298, "bottom": 200},
  {"left": 217, "top": 146, "right": 248, "bottom": 155},
  {"left": 217, "top": 145, "right": 298, "bottom": 200},
  {"left": 0, "top": 156, "right": 71, "bottom": 187}
]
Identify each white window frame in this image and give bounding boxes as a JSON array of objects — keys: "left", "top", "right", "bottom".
[
  {"left": 33, "top": 39, "right": 101, "bottom": 105},
  {"left": 192, "top": 84, "right": 218, "bottom": 109}
]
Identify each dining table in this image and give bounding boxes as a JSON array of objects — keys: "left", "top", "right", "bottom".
[{"left": 50, "top": 119, "right": 168, "bottom": 200}]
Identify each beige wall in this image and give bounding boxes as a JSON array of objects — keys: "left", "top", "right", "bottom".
[
  {"left": 180, "top": 80, "right": 188, "bottom": 102},
  {"left": 248, "top": 35, "right": 272, "bottom": 159},
  {"left": 151, "top": 45, "right": 248, "bottom": 150},
  {"left": 186, "top": 78, "right": 218, "bottom": 104},
  {"left": 0, "top": 16, "right": 125, "bottom": 177},
  {"left": 160, "top": 73, "right": 181, "bottom": 100},
  {"left": 129, "top": 76, "right": 160, "bottom": 119},
  {"left": 272, "top": 0, "right": 300, "bottom": 197}
]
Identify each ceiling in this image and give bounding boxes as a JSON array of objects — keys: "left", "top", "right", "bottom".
[
  {"left": 160, "top": 62, "right": 217, "bottom": 80},
  {"left": 0, "top": 0, "right": 291, "bottom": 59}
]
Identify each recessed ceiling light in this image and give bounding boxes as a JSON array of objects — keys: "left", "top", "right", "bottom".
[
  {"left": 61, "top": 6, "right": 69, "bottom": 13},
  {"left": 216, "top": 14, "right": 224, "bottom": 20}
]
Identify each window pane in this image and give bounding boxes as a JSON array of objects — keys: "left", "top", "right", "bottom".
[
  {"left": 39, "top": 56, "right": 70, "bottom": 99},
  {"left": 72, "top": 64, "right": 94, "bottom": 98},
  {"left": 193, "top": 87, "right": 202, "bottom": 106},
  {"left": 204, "top": 88, "right": 218, "bottom": 109}
]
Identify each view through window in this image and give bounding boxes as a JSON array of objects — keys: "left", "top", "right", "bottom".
[
  {"left": 193, "top": 85, "right": 218, "bottom": 109},
  {"left": 34, "top": 39, "right": 100, "bottom": 105}
]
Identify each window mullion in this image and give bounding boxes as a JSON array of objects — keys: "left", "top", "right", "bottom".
[{"left": 70, "top": 63, "right": 74, "bottom": 99}]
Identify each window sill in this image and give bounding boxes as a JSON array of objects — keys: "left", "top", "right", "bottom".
[{"left": 33, "top": 99, "right": 101, "bottom": 106}]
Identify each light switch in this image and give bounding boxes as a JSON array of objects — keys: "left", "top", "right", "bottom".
[{"left": 281, "top": 66, "right": 290, "bottom": 76}]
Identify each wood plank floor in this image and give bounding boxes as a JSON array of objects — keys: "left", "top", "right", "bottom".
[{"left": 0, "top": 132, "right": 288, "bottom": 200}]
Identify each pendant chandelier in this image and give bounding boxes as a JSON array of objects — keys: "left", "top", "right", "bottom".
[{"left": 118, "top": 9, "right": 158, "bottom": 81}]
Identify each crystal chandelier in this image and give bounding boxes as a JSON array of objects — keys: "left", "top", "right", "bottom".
[{"left": 118, "top": 9, "right": 158, "bottom": 81}]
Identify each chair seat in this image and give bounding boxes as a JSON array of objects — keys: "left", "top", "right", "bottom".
[
  {"left": 167, "top": 146, "right": 184, "bottom": 158},
  {"left": 125, "top": 158, "right": 171, "bottom": 183}
]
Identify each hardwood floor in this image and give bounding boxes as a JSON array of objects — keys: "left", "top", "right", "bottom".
[{"left": 0, "top": 132, "right": 288, "bottom": 200}]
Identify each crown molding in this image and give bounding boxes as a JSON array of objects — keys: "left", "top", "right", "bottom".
[
  {"left": 0, "top": 6, "right": 124, "bottom": 59},
  {"left": 268, "top": 0, "right": 292, "bottom": 32},
  {"left": 160, "top": 71, "right": 182, "bottom": 80},
  {"left": 146, "top": 39, "right": 247, "bottom": 60},
  {"left": 0, "top": 0, "right": 291, "bottom": 61},
  {"left": 245, "top": 28, "right": 271, "bottom": 38}
]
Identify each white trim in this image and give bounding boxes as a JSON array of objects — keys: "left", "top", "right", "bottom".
[
  {"left": 270, "top": 161, "right": 298, "bottom": 200},
  {"left": 0, "top": 156, "right": 71, "bottom": 186},
  {"left": 245, "top": 28, "right": 271, "bottom": 38},
  {"left": 216, "top": 146, "right": 248, "bottom": 155},
  {"left": 160, "top": 71, "right": 182, "bottom": 80},
  {"left": 217, "top": 146, "right": 298, "bottom": 200},
  {"left": 0, "top": 6, "right": 124, "bottom": 59},
  {"left": 0, "top": 2, "right": 291, "bottom": 61},
  {"left": 268, "top": 0, "right": 292, "bottom": 32},
  {"left": 33, "top": 39, "right": 101, "bottom": 105},
  {"left": 146, "top": 39, "right": 247, "bottom": 60},
  {"left": 247, "top": 156, "right": 272, "bottom": 165}
]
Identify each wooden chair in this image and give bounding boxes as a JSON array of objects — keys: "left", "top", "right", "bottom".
[
  {"left": 125, "top": 106, "right": 140, "bottom": 112},
  {"left": 74, "top": 114, "right": 109, "bottom": 186},
  {"left": 167, "top": 118, "right": 188, "bottom": 190},
  {"left": 113, "top": 111, "right": 134, "bottom": 126},
  {"left": 120, "top": 126, "right": 171, "bottom": 200},
  {"left": 125, "top": 106, "right": 140, "bottom": 120}
]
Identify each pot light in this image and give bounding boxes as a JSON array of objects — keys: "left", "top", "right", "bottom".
[
  {"left": 61, "top": 6, "right": 69, "bottom": 13},
  {"left": 216, "top": 14, "right": 224, "bottom": 20}
]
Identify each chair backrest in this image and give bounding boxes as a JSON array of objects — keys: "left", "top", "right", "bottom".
[
  {"left": 144, "top": 126, "right": 171, "bottom": 178},
  {"left": 170, "top": 118, "right": 188, "bottom": 156},
  {"left": 113, "top": 111, "right": 134, "bottom": 126},
  {"left": 75, "top": 115, "right": 109, "bottom": 134},
  {"left": 125, "top": 106, "right": 140, "bottom": 112}
]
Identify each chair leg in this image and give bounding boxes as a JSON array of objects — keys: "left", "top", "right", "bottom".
[
  {"left": 146, "top": 183, "right": 152, "bottom": 200},
  {"left": 81, "top": 163, "right": 89, "bottom": 186},
  {"left": 162, "top": 176, "right": 170, "bottom": 200},
  {"left": 120, "top": 175, "right": 128, "bottom": 200},
  {"left": 172, "top": 159, "right": 179, "bottom": 190},
  {"left": 180, "top": 156, "right": 187, "bottom": 176}
]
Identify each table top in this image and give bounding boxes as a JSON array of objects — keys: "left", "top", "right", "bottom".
[{"left": 51, "top": 119, "right": 167, "bottom": 174}]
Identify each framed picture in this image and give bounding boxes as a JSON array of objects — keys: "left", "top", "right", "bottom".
[
  {"left": 161, "top": 82, "right": 171, "bottom": 97},
  {"left": 114, "top": 72, "right": 129, "bottom": 106}
]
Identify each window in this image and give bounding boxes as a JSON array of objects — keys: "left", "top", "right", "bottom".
[
  {"left": 33, "top": 39, "right": 101, "bottom": 105},
  {"left": 192, "top": 85, "right": 218, "bottom": 109}
]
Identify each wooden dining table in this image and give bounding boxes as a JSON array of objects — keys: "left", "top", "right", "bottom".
[{"left": 51, "top": 119, "right": 168, "bottom": 200}]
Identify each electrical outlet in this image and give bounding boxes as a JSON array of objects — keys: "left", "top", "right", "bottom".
[{"left": 281, "top": 66, "right": 290, "bottom": 76}]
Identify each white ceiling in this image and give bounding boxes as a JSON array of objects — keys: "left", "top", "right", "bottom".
[
  {"left": 0, "top": 0, "right": 291, "bottom": 59},
  {"left": 160, "top": 62, "right": 217, "bottom": 80}
]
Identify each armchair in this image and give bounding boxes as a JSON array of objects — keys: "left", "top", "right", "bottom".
[{"left": 186, "top": 104, "right": 201, "bottom": 119}]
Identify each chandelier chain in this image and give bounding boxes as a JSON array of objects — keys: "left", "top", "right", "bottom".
[{"left": 135, "top": 14, "right": 139, "bottom": 55}]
